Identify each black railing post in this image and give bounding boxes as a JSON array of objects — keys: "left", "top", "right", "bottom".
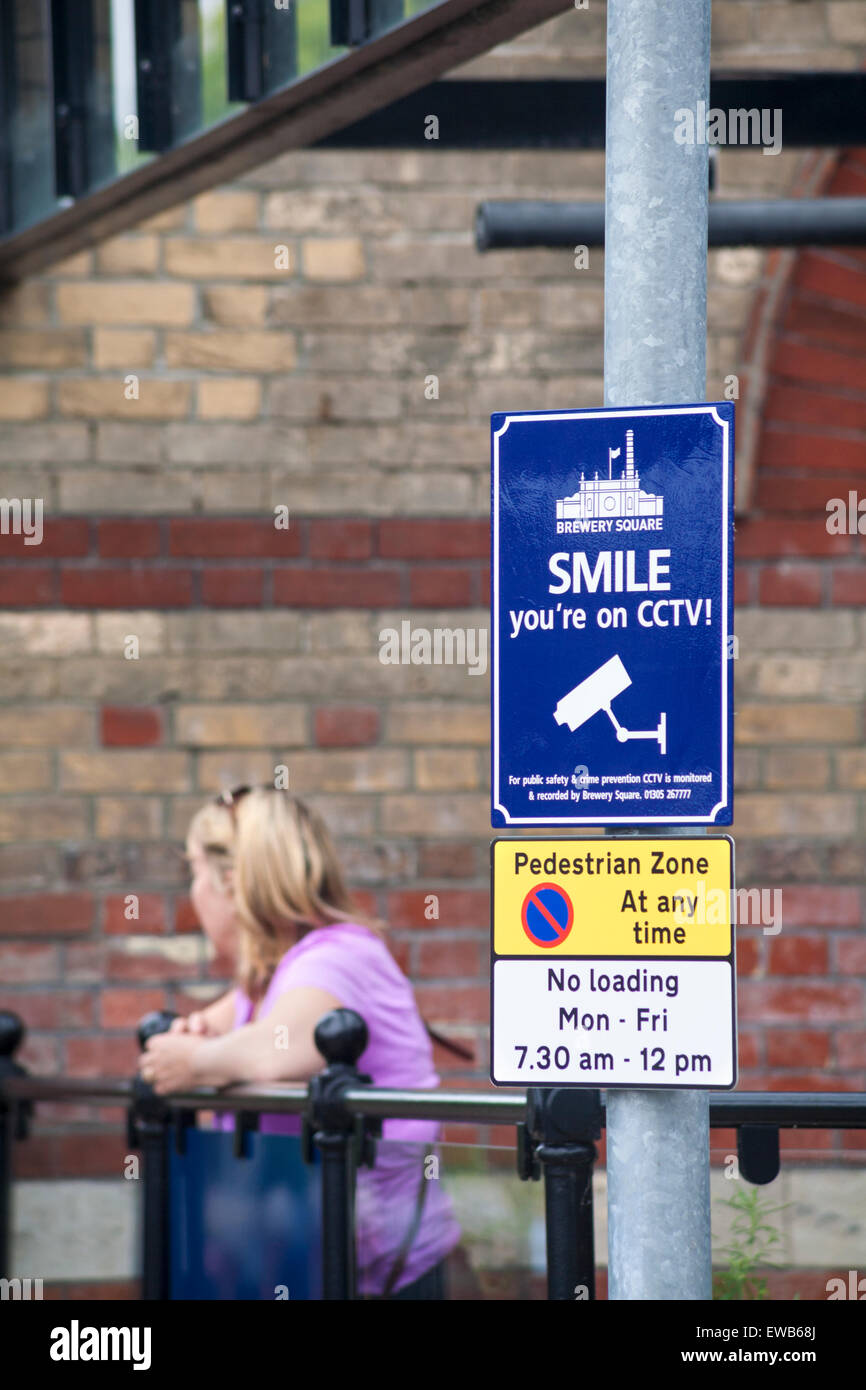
[
  {"left": 129, "top": 1010, "right": 177, "bottom": 1301},
  {"left": 526, "top": 1087, "right": 602, "bottom": 1301},
  {"left": 305, "top": 1009, "right": 380, "bottom": 1301},
  {"left": 0, "top": 1012, "right": 29, "bottom": 1281}
]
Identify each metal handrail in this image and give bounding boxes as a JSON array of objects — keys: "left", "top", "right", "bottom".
[{"left": 3, "top": 1074, "right": 866, "bottom": 1128}]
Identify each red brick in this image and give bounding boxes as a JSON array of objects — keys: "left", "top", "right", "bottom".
[
  {"left": 762, "top": 433, "right": 866, "bottom": 474},
  {"left": 168, "top": 519, "right": 301, "bottom": 557},
  {"left": 100, "top": 706, "right": 163, "bottom": 747},
  {"left": 61, "top": 569, "right": 192, "bottom": 607},
  {"left": 0, "top": 988, "right": 94, "bottom": 1028},
  {"left": 736, "top": 1031, "right": 761, "bottom": 1069},
  {"left": 409, "top": 568, "right": 474, "bottom": 606},
  {"left": 101, "top": 987, "right": 167, "bottom": 1029},
  {"left": 759, "top": 564, "right": 824, "bottom": 605},
  {"left": 0, "top": 568, "right": 55, "bottom": 604},
  {"left": 837, "top": 938, "right": 866, "bottom": 974},
  {"left": 761, "top": 1072, "right": 862, "bottom": 1093},
  {"left": 794, "top": 251, "right": 866, "bottom": 313},
  {"left": 418, "top": 842, "right": 478, "bottom": 879},
  {"left": 734, "top": 569, "right": 754, "bottom": 604},
  {"left": 103, "top": 894, "right": 166, "bottom": 934},
  {"left": 736, "top": 518, "right": 847, "bottom": 559},
  {"left": 735, "top": 937, "right": 761, "bottom": 976},
  {"left": 201, "top": 568, "right": 264, "bottom": 605},
  {"left": 782, "top": 886, "right": 861, "bottom": 928},
  {"left": 767, "top": 934, "right": 828, "bottom": 974},
  {"left": 351, "top": 889, "right": 379, "bottom": 920},
  {"left": 414, "top": 984, "right": 488, "bottom": 1024},
  {"left": 386, "top": 889, "right": 489, "bottom": 928},
  {"left": 416, "top": 938, "right": 484, "bottom": 977},
  {"left": 832, "top": 569, "right": 866, "bottom": 604},
  {"left": 16, "top": 1133, "right": 132, "bottom": 1179},
  {"left": 783, "top": 295, "right": 866, "bottom": 353},
  {"left": 309, "top": 521, "right": 373, "bottom": 560},
  {"left": 773, "top": 341, "right": 866, "bottom": 395},
  {"left": 104, "top": 946, "right": 199, "bottom": 981},
  {"left": 274, "top": 570, "right": 400, "bottom": 607},
  {"left": 766, "top": 1030, "right": 831, "bottom": 1067},
  {"left": 756, "top": 475, "right": 865, "bottom": 514},
  {"left": 0, "top": 941, "right": 59, "bottom": 982},
  {"left": 65, "top": 1036, "right": 139, "bottom": 1077},
  {"left": 173, "top": 897, "right": 199, "bottom": 933},
  {"left": 779, "top": 1129, "right": 834, "bottom": 1153},
  {"left": 378, "top": 520, "right": 488, "bottom": 560},
  {"left": 765, "top": 384, "right": 866, "bottom": 434},
  {"left": 738, "top": 981, "right": 863, "bottom": 1024},
  {"left": 43, "top": 1280, "right": 140, "bottom": 1300},
  {"left": 99, "top": 521, "right": 161, "bottom": 558},
  {"left": 842, "top": 1130, "right": 866, "bottom": 1151},
  {"left": 386, "top": 937, "right": 411, "bottom": 974},
  {"left": 0, "top": 893, "right": 93, "bottom": 935},
  {"left": 315, "top": 706, "right": 380, "bottom": 747},
  {"left": 830, "top": 162, "right": 866, "bottom": 198},
  {"left": 0, "top": 520, "right": 89, "bottom": 557},
  {"left": 837, "top": 1032, "right": 866, "bottom": 1068}
]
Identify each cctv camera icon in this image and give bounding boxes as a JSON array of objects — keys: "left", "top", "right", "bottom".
[{"left": 554, "top": 654, "right": 667, "bottom": 754}]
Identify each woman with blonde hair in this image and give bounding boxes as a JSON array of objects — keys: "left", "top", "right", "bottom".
[{"left": 139, "top": 785, "right": 462, "bottom": 1299}]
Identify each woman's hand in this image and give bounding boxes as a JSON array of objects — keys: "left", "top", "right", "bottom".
[
  {"left": 139, "top": 1033, "right": 205, "bottom": 1095},
  {"left": 169, "top": 1011, "right": 211, "bottom": 1037}
]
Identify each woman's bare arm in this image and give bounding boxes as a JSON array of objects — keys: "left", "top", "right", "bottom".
[
  {"left": 189, "top": 987, "right": 342, "bottom": 1086},
  {"left": 170, "top": 988, "right": 238, "bottom": 1038}
]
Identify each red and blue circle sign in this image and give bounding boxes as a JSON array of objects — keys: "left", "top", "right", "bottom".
[{"left": 521, "top": 882, "right": 574, "bottom": 949}]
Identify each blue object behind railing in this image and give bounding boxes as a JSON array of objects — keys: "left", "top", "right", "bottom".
[{"left": 169, "top": 1130, "right": 322, "bottom": 1301}]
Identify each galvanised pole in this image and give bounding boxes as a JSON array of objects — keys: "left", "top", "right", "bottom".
[{"left": 603, "top": 0, "right": 713, "bottom": 1300}]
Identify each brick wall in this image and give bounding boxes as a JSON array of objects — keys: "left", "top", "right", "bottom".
[{"left": 0, "top": 2, "right": 865, "bottom": 1212}]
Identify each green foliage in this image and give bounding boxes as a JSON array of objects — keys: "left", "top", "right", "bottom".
[{"left": 712, "top": 1184, "right": 788, "bottom": 1301}]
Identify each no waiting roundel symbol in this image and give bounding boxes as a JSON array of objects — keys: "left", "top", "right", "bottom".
[{"left": 521, "top": 882, "right": 574, "bottom": 949}]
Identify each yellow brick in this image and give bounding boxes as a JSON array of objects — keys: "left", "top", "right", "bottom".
[
  {"left": 736, "top": 704, "right": 860, "bottom": 743},
  {"left": 0, "top": 380, "right": 49, "bottom": 418},
  {"left": 414, "top": 749, "right": 481, "bottom": 790},
  {"left": 92, "top": 329, "right": 156, "bottom": 369},
  {"left": 286, "top": 750, "right": 408, "bottom": 793},
  {"left": 0, "top": 707, "right": 92, "bottom": 746},
  {"left": 176, "top": 705, "right": 306, "bottom": 746},
  {"left": 0, "top": 330, "right": 87, "bottom": 368},
  {"left": 0, "top": 283, "right": 52, "bottom": 326},
  {"left": 164, "top": 238, "right": 291, "bottom": 279},
  {"left": 197, "top": 752, "right": 275, "bottom": 788},
  {"left": 60, "top": 750, "right": 190, "bottom": 792},
  {"left": 764, "top": 749, "right": 830, "bottom": 790},
  {"left": 0, "top": 614, "right": 92, "bottom": 656},
  {"left": 381, "top": 793, "right": 487, "bottom": 835},
  {"left": 97, "top": 235, "right": 160, "bottom": 275},
  {"left": 836, "top": 749, "right": 866, "bottom": 789},
  {"left": 164, "top": 331, "right": 294, "bottom": 371},
  {"left": 302, "top": 239, "right": 365, "bottom": 282},
  {"left": 51, "top": 250, "right": 94, "bottom": 277},
  {"left": 0, "top": 751, "right": 53, "bottom": 790},
  {"left": 0, "top": 797, "right": 88, "bottom": 840},
  {"left": 388, "top": 702, "right": 487, "bottom": 743},
  {"left": 139, "top": 206, "right": 188, "bottom": 232},
  {"left": 57, "top": 282, "right": 196, "bottom": 326},
  {"left": 197, "top": 379, "right": 262, "bottom": 419},
  {"left": 58, "top": 378, "right": 191, "bottom": 419},
  {"left": 732, "top": 794, "right": 856, "bottom": 838},
  {"left": 95, "top": 797, "right": 164, "bottom": 839},
  {"left": 194, "top": 191, "right": 260, "bottom": 232},
  {"left": 202, "top": 286, "right": 268, "bottom": 326}
]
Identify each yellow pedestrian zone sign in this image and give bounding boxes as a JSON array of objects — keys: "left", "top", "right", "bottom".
[{"left": 490, "top": 837, "right": 736, "bottom": 1090}]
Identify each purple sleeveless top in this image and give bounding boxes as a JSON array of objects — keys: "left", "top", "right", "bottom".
[{"left": 218, "top": 922, "right": 461, "bottom": 1294}]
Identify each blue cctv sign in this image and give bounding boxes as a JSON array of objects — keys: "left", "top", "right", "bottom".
[{"left": 491, "top": 403, "right": 734, "bottom": 826}]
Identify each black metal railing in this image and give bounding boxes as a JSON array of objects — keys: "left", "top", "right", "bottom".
[{"left": 1, "top": 1008, "right": 865, "bottom": 1300}]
